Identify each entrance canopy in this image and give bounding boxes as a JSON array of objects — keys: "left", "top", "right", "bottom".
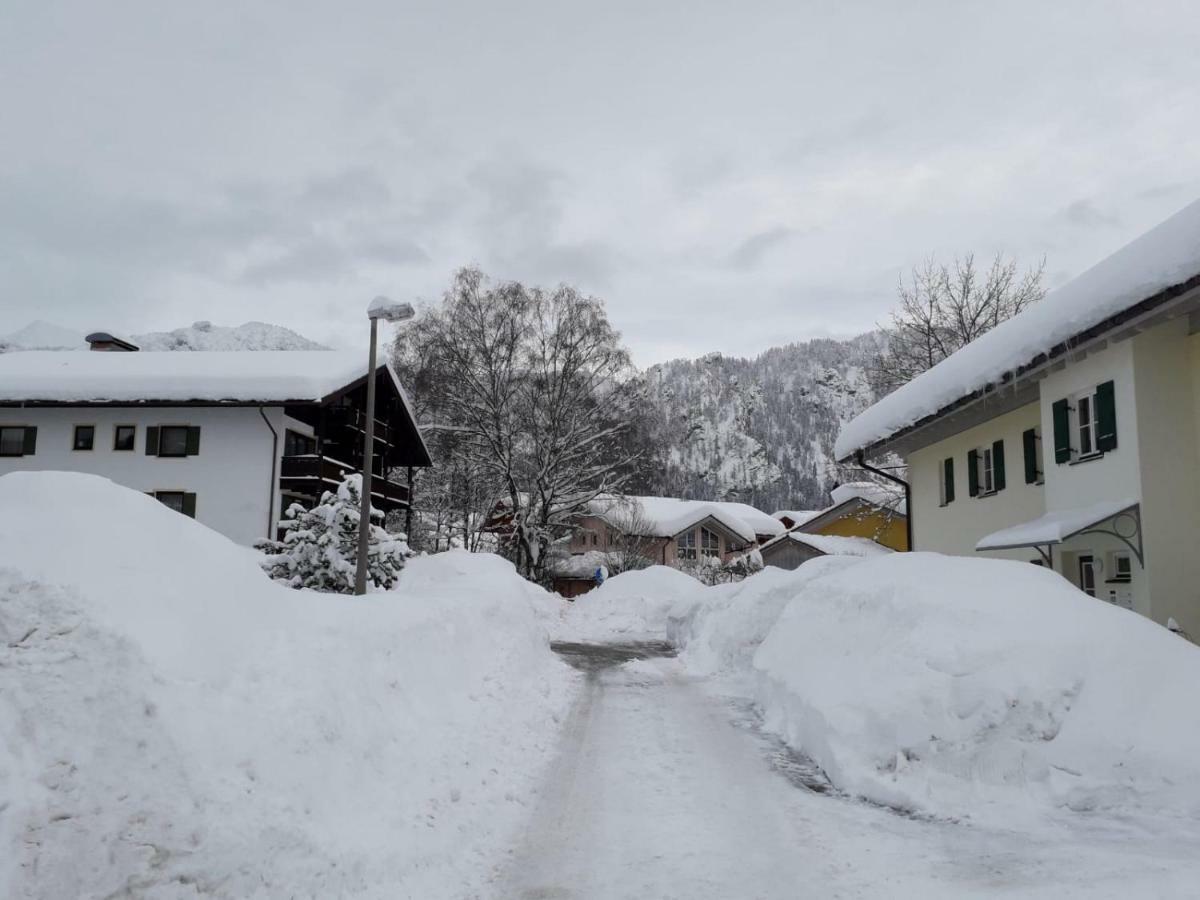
[{"left": 975, "top": 498, "right": 1142, "bottom": 566}]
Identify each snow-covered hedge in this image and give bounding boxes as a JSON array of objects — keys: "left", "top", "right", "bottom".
[
  {"left": 675, "top": 552, "right": 1200, "bottom": 825},
  {"left": 0, "top": 472, "right": 571, "bottom": 899}
]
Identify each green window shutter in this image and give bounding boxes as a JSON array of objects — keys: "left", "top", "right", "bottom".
[
  {"left": 1095, "top": 380, "right": 1117, "bottom": 452},
  {"left": 1022, "top": 428, "right": 1039, "bottom": 484},
  {"left": 944, "top": 457, "right": 955, "bottom": 504},
  {"left": 1051, "top": 399, "right": 1071, "bottom": 463},
  {"left": 967, "top": 449, "right": 979, "bottom": 497},
  {"left": 992, "top": 439, "right": 1006, "bottom": 491},
  {"left": 22, "top": 426, "right": 37, "bottom": 455},
  {"left": 145, "top": 426, "right": 160, "bottom": 456},
  {"left": 181, "top": 493, "right": 197, "bottom": 518},
  {"left": 185, "top": 426, "right": 201, "bottom": 456}
]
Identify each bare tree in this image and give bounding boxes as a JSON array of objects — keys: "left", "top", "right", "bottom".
[
  {"left": 597, "top": 500, "right": 662, "bottom": 574},
  {"left": 872, "top": 253, "right": 1045, "bottom": 395},
  {"left": 393, "top": 268, "right": 639, "bottom": 583}
]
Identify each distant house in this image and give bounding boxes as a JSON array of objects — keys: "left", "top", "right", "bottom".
[
  {"left": 793, "top": 482, "right": 909, "bottom": 551},
  {"left": 0, "top": 343, "right": 431, "bottom": 545},
  {"left": 759, "top": 531, "right": 892, "bottom": 570},
  {"left": 835, "top": 199, "right": 1200, "bottom": 635},
  {"left": 547, "top": 494, "right": 784, "bottom": 594}
]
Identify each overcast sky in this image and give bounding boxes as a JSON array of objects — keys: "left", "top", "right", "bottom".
[{"left": 3, "top": 1, "right": 1199, "bottom": 364}]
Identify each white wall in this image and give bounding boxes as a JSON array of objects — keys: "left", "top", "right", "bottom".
[
  {"left": 908, "top": 402, "right": 1045, "bottom": 560},
  {"left": 1129, "top": 321, "right": 1200, "bottom": 631},
  {"left": 0, "top": 406, "right": 286, "bottom": 546}
]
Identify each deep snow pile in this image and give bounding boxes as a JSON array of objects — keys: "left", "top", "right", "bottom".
[
  {"left": 0, "top": 472, "right": 571, "bottom": 899},
  {"left": 675, "top": 553, "right": 1200, "bottom": 825},
  {"left": 548, "top": 565, "right": 702, "bottom": 642}
]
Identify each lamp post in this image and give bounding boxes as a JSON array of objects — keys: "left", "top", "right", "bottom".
[{"left": 355, "top": 295, "right": 416, "bottom": 595}]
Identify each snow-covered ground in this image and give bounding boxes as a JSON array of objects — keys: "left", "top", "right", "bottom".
[
  {"left": 0, "top": 472, "right": 573, "bottom": 899},
  {"left": 6, "top": 477, "right": 1200, "bottom": 898}
]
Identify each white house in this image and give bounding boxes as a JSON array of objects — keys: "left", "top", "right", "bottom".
[
  {"left": 836, "top": 199, "right": 1200, "bottom": 635},
  {"left": 0, "top": 347, "right": 431, "bottom": 546}
]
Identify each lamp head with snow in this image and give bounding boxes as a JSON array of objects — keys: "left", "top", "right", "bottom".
[{"left": 366, "top": 296, "right": 416, "bottom": 322}]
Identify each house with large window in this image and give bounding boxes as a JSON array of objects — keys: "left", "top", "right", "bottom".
[
  {"left": 546, "top": 494, "right": 784, "bottom": 593},
  {"left": 835, "top": 199, "right": 1200, "bottom": 635},
  {"left": 0, "top": 345, "right": 431, "bottom": 546}
]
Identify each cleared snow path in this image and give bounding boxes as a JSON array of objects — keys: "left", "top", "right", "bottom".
[{"left": 497, "top": 642, "right": 1200, "bottom": 900}]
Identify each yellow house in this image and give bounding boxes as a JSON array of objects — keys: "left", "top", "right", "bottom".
[{"left": 795, "top": 481, "right": 909, "bottom": 552}]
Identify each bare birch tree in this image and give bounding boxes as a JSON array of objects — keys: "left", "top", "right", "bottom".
[
  {"left": 392, "top": 268, "right": 639, "bottom": 583},
  {"left": 872, "top": 253, "right": 1045, "bottom": 395}
]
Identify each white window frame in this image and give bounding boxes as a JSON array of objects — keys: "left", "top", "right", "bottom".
[
  {"left": 1111, "top": 551, "right": 1133, "bottom": 582},
  {"left": 976, "top": 446, "right": 995, "bottom": 495},
  {"left": 1073, "top": 389, "right": 1099, "bottom": 458},
  {"left": 677, "top": 529, "right": 697, "bottom": 561},
  {"left": 700, "top": 526, "right": 720, "bottom": 558}
]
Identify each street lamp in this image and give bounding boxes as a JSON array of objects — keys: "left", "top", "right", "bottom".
[{"left": 355, "top": 295, "right": 416, "bottom": 595}]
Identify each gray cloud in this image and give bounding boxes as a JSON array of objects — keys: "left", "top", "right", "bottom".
[{"left": 2, "top": 1, "right": 1199, "bottom": 363}]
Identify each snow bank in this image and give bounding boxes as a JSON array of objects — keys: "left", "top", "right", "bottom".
[
  {"left": 549, "top": 565, "right": 702, "bottom": 641},
  {"left": 677, "top": 552, "right": 1200, "bottom": 825},
  {"left": 0, "top": 471, "right": 572, "bottom": 899}
]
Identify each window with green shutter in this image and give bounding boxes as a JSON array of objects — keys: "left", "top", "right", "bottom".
[
  {"left": 1095, "top": 380, "right": 1117, "bottom": 451},
  {"left": 1022, "top": 428, "right": 1042, "bottom": 484},
  {"left": 992, "top": 440, "right": 1006, "bottom": 492},
  {"left": 967, "top": 449, "right": 979, "bottom": 497},
  {"left": 1051, "top": 399, "right": 1071, "bottom": 464},
  {"left": 941, "top": 457, "right": 955, "bottom": 506}
]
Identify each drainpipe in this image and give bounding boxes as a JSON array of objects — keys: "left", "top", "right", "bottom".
[
  {"left": 258, "top": 407, "right": 279, "bottom": 540},
  {"left": 854, "top": 449, "right": 913, "bottom": 552},
  {"left": 405, "top": 465, "right": 414, "bottom": 539}
]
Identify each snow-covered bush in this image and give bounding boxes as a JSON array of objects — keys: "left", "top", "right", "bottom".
[{"left": 257, "top": 474, "right": 411, "bottom": 592}]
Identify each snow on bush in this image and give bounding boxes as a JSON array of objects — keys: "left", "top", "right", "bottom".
[
  {"left": 257, "top": 473, "right": 411, "bottom": 592},
  {"left": 549, "top": 565, "right": 702, "bottom": 642},
  {"left": 677, "top": 552, "right": 1200, "bottom": 825},
  {"left": 0, "top": 471, "right": 572, "bottom": 899}
]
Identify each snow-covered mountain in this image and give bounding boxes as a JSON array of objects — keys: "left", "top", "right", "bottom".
[
  {"left": 638, "top": 333, "right": 884, "bottom": 512},
  {"left": 0, "top": 320, "right": 328, "bottom": 352},
  {"left": 132, "top": 321, "right": 328, "bottom": 351}
]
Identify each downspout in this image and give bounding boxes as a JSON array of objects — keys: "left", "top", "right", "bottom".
[
  {"left": 258, "top": 407, "right": 279, "bottom": 540},
  {"left": 854, "top": 449, "right": 914, "bottom": 552}
]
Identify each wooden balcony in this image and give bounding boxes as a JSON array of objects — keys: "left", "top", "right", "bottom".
[{"left": 280, "top": 453, "right": 410, "bottom": 510}]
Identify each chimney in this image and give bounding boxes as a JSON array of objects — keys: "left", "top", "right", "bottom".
[{"left": 85, "top": 332, "right": 140, "bottom": 352}]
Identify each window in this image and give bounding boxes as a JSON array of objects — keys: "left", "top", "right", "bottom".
[
  {"left": 146, "top": 425, "right": 200, "bottom": 457},
  {"left": 1052, "top": 381, "right": 1117, "bottom": 464},
  {"left": 73, "top": 425, "right": 95, "bottom": 451},
  {"left": 0, "top": 426, "right": 36, "bottom": 457},
  {"left": 968, "top": 440, "right": 1005, "bottom": 497},
  {"left": 1076, "top": 392, "right": 1095, "bottom": 456},
  {"left": 113, "top": 425, "right": 136, "bottom": 451},
  {"left": 1110, "top": 552, "right": 1133, "bottom": 583},
  {"left": 700, "top": 526, "right": 720, "bottom": 558},
  {"left": 1078, "top": 555, "right": 1097, "bottom": 597},
  {"left": 590, "top": 532, "right": 598, "bottom": 546},
  {"left": 677, "top": 529, "right": 697, "bottom": 560},
  {"left": 939, "top": 457, "right": 955, "bottom": 506},
  {"left": 284, "top": 429, "right": 316, "bottom": 456},
  {"left": 1022, "top": 428, "right": 1043, "bottom": 484},
  {"left": 153, "top": 491, "right": 196, "bottom": 518}
]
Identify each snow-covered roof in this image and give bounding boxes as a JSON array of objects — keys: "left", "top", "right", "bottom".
[
  {"left": 0, "top": 350, "right": 391, "bottom": 404},
  {"left": 762, "top": 530, "right": 892, "bottom": 557},
  {"left": 772, "top": 509, "right": 821, "bottom": 527},
  {"left": 836, "top": 199, "right": 1200, "bottom": 459},
  {"left": 830, "top": 481, "right": 907, "bottom": 516},
  {"left": 975, "top": 499, "right": 1138, "bottom": 551},
  {"left": 589, "top": 495, "right": 781, "bottom": 544}
]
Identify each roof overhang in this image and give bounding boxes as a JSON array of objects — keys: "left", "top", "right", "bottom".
[
  {"left": 975, "top": 500, "right": 1142, "bottom": 566},
  {"left": 844, "top": 276, "right": 1200, "bottom": 462}
]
